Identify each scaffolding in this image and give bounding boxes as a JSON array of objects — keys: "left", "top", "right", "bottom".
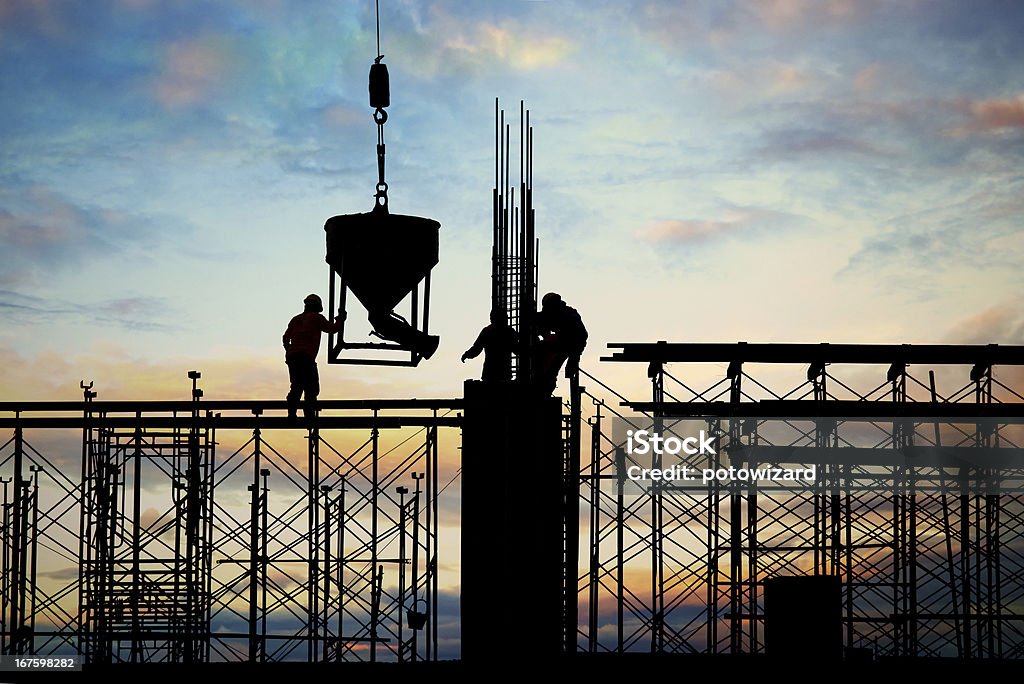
[
  {"left": 5, "top": 342, "right": 1024, "bottom": 663},
  {"left": 0, "top": 378, "right": 459, "bottom": 663},
  {"left": 576, "top": 343, "right": 1024, "bottom": 658}
]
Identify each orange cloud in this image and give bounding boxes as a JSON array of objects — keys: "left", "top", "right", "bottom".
[
  {"left": 154, "top": 38, "right": 232, "bottom": 109},
  {"left": 853, "top": 63, "right": 881, "bottom": 92},
  {"left": 967, "top": 95, "right": 1024, "bottom": 131},
  {"left": 321, "top": 103, "right": 364, "bottom": 130},
  {"left": 943, "top": 302, "right": 1024, "bottom": 345},
  {"left": 752, "top": 0, "right": 863, "bottom": 30},
  {"left": 402, "top": 5, "right": 575, "bottom": 77},
  {"left": 640, "top": 217, "right": 739, "bottom": 243},
  {"left": 707, "top": 61, "right": 822, "bottom": 101},
  {"left": 638, "top": 209, "right": 764, "bottom": 244},
  {"left": 440, "top": 20, "right": 573, "bottom": 71},
  {"left": 770, "top": 63, "right": 814, "bottom": 94},
  {"left": 946, "top": 94, "right": 1024, "bottom": 136}
]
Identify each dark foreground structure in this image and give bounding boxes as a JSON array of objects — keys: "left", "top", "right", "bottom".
[
  {"left": 2, "top": 342, "right": 1024, "bottom": 671},
  {"left": 4, "top": 101, "right": 1024, "bottom": 670}
]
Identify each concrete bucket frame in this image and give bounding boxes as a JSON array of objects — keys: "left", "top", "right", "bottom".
[{"left": 324, "top": 207, "right": 441, "bottom": 367}]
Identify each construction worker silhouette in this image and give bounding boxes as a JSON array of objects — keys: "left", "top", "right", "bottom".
[
  {"left": 533, "top": 292, "right": 588, "bottom": 395},
  {"left": 461, "top": 308, "right": 519, "bottom": 382},
  {"left": 283, "top": 294, "right": 342, "bottom": 420}
]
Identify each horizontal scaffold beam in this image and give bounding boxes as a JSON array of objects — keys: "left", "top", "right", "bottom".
[
  {"left": 0, "top": 415, "right": 460, "bottom": 429},
  {"left": 604, "top": 342, "right": 1024, "bottom": 365},
  {"left": 0, "top": 398, "right": 463, "bottom": 413},
  {"left": 0, "top": 398, "right": 464, "bottom": 429},
  {"left": 625, "top": 399, "right": 1024, "bottom": 419}
]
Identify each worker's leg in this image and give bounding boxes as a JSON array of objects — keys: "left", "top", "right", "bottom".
[
  {"left": 565, "top": 351, "right": 581, "bottom": 378},
  {"left": 285, "top": 355, "right": 302, "bottom": 419},
  {"left": 534, "top": 341, "right": 567, "bottom": 396},
  {"left": 304, "top": 358, "right": 321, "bottom": 419},
  {"left": 549, "top": 349, "right": 570, "bottom": 392}
]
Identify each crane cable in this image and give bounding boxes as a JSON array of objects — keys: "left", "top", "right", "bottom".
[{"left": 369, "top": 0, "right": 390, "bottom": 212}]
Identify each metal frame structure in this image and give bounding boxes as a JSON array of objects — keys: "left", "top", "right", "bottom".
[
  {"left": 5, "top": 342, "right": 1024, "bottom": 663},
  {"left": 326, "top": 254, "right": 435, "bottom": 368},
  {"left": 576, "top": 343, "right": 1024, "bottom": 659},
  {"left": 0, "top": 377, "right": 459, "bottom": 663}
]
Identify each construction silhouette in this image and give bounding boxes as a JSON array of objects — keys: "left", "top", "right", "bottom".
[
  {"left": 2, "top": 102, "right": 1024, "bottom": 670},
  {"left": 282, "top": 293, "right": 342, "bottom": 420},
  {"left": 3, "top": 2, "right": 1024, "bottom": 674},
  {"left": 533, "top": 292, "right": 588, "bottom": 396},
  {"left": 461, "top": 308, "right": 520, "bottom": 383}
]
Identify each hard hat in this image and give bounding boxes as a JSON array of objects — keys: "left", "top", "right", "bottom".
[
  {"left": 304, "top": 293, "right": 323, "bottom": 312},
  {"left": 542, "top": 292, "right": 562, "bottom": 308}
]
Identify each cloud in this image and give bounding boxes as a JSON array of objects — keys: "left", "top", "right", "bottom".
[
  {"left": 755, "top": 127, "right": 888, "bottom": 160},
  {"left": 0, "top": 0, "right": 72, "bottom": 37},
  {"left": 153, "top": 37, "right": 233, "bottom": 109},
  {"left": 957, "top": 94, "right": 1024, "bottom": 133},
  {"left": 853, "top": 63, "right": 882, "bottom": 92},
  {"left": 941, "top": 303, "right": 1024, "bottom": 402},
  {"left": 844, "top": 175, "right": 1024, "bottom": 282},
  {"left": 640, "top": 216, "right": 742, "bottom": 244},
  {"left": 0, "top": 183, "right": 179, "bottom": 286},
  {"left": 750, "top": 0, "right": 866, "bottom": 30},
  {"left": 439, "top": 21, "right": 573, "bottom": 71},
  {"left": 389, "top": 3, "right": 577, "bottom": 78},
  {"left": 707, "top": 60, "right": 825, "bottom": 101},
  {"left": 0, "top": 290, "right": 175, "bottom": 331},
  {"left": 944, "top": 303, "right": 1024, "bottom": 345},
  {"left": 37, "top": 566, "right": 80, "bottom": 582},
  {"left": 633, "top": 0, "right": 880, "bottom": 49},
  {"left": 638, "top": 207, "right": 801, "bottom": 245}
]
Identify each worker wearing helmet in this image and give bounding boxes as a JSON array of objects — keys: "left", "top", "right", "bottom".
[
  {"left": 533, "top": 292, "right": 588, "bottom": 395},
  {"left": 282, "top": 294, "right": 343, "bottom": 420},
  {"left": 461, "top": 307, "right": 520, "bottom": 382}
]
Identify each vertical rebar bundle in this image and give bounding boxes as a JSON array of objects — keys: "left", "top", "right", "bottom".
[{"left": 492, "top": 99, "right": 537, "bottom": 384}]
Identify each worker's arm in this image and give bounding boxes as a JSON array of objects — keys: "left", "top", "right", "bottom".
[
  {"left": 461, "top": 330, "right": 486, "bottom": 362},
  {"left": 282, "top": 322, "right": 292, "bottom": 351},
  {"left": 320, "top": 311, "right": 345, "bottom": 334}
]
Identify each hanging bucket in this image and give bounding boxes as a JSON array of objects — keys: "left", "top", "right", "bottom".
[
  {"left": 324, "top": 210, "right": 439, "bottom": 315},
  {"left": 407, "top": 598, "right": 428, "bottom": 630}
]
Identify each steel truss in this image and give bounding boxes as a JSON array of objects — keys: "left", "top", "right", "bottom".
[
  {"left": 0, "top": 379, "right": 459, "bottom": 663},
  {"left": 576, "top": 343, "right": 1024, "bottom": 659}
]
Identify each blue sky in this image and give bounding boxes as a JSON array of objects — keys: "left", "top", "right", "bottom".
[{"left": 2, "top": 0, "right": 1024, "bottom": 402}]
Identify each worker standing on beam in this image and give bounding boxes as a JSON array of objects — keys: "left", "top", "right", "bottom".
[{"left": 283, "top": 294, "right": 343, "bottom": 420}]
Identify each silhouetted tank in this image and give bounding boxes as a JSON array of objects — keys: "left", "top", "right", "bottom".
[
  {"left": 324, "top": 208, "right": 441, "bottom": 366},
  {"left": 325, "top": 211, "right": 438, "bottom": 314}
]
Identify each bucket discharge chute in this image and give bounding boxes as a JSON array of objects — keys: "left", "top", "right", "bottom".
[{"left": 324, "top": 4, "right": 441, "bottom": 367}]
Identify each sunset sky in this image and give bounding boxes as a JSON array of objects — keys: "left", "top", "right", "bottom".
[
  {"left": 4, "top": 1, "right": 1024, "bottom": 662},
  {"left": 2, "top": 0, "right": 1024, "bottom": 403}
]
